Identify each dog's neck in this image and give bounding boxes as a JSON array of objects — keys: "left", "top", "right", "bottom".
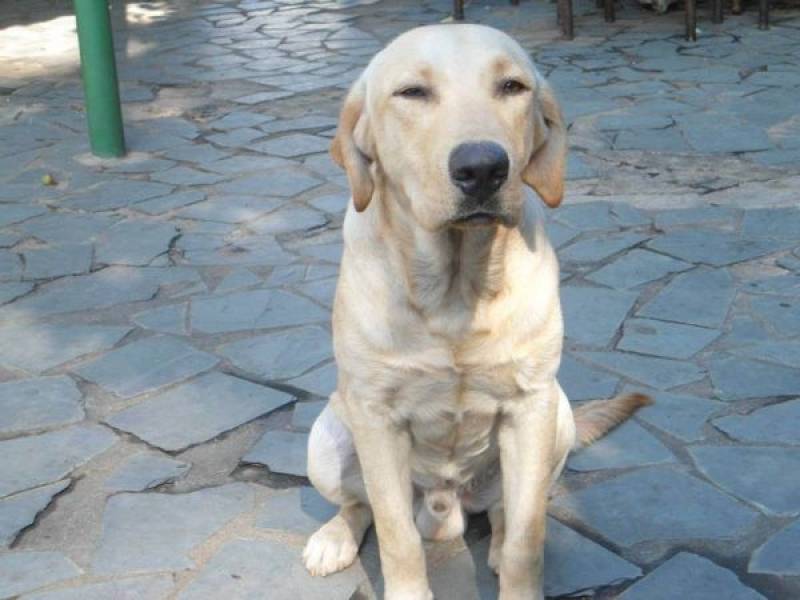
[{"left": 376, "top": 186, "right": 514, "bottom": 314}]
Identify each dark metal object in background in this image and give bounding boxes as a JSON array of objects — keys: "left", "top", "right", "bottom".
[
  {"left": 74, "top": 0, "right": 126, "bottom": 157},
  {"left": 453, "top": 0, "right": 464, "bottom": 21},
  {"left": 452, "top": 0, "right": 769, "bottom": 42},
  {"left": 686, "top": 0, "right": 698, "bottom": 41}
]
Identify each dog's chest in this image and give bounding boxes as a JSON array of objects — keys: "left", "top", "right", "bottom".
[{"left": 393, "top": 353, "right": 519, "bottom": 487}]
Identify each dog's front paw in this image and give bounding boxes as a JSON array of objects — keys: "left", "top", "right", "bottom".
[
  {"left": 385, "top": 585, "right": 434, "bottom": 600},
  {"left": 303, "top": 515, "right": 359, "bottom": 577}
]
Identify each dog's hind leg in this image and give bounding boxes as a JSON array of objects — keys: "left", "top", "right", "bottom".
[{"left": 304, "top": 399, "right": 372, "bottom": 577}]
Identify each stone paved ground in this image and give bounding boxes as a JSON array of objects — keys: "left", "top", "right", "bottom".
[{"left": 1, "top": 0, "right": 800, "bottom": 598}]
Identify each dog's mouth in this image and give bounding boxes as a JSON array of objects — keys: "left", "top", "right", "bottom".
[{"left": 449, "top": 211, "right": 512, "bottom": 228}]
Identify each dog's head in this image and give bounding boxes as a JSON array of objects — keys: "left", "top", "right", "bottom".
[{"left": 331, "top": 24, "right": 566, "bottom": 231}]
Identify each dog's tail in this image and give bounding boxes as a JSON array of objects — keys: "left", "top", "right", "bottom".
[{"left": 572, "top": 392, "right": 652, "bottom": 449}]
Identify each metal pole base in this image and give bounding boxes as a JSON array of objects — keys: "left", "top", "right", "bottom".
[{"left": 75, "top": 0, "right": 126, "bottom": 157}]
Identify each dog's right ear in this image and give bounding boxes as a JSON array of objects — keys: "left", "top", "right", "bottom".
[{"left": 331, "top": 74, "right": 374, "bottom": 212}]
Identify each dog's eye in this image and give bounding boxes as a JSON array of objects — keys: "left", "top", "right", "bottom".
[
  {"left": 395, "top": 86, "right": 429, "bottom": 99},
  {"left": 500, "top": 79, "right": 528, "bottom": 96}
]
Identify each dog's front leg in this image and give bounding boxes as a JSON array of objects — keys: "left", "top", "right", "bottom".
[
  {"left": 496, "top": 386, "right": 557, "bottom": 600},
  {"left": 347, "top": 400, "right": 432, "bottom": 600}
]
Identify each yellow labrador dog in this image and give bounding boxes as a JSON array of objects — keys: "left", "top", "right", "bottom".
[{"left": 303, "top": 24, "right": 649, "bottom": 600}]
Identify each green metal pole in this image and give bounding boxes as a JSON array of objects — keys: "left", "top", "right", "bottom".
[{"left": 74, "top": 0, "right": 126, "bottom": 157}]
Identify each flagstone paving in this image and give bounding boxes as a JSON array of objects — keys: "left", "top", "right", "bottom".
[{"left": 0, "top": 0, "right": 799, "bottom": 598}]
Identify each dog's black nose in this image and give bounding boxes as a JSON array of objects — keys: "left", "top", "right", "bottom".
[{"left": 448, "top": 142, "right": 509, "bottom": 201}]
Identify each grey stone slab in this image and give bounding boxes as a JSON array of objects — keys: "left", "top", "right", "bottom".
[
  {"left": 219, "top": 326, "right": 332, "bottom": 379},
  {"left": 291, "top": 400, "right": 327, "bottom": 431},
  {"left": 680, "top": 114, "right": 772, "bottom": 153},
  {"left": 215, "top": 268, "right": 261, "bottom": 293},
  {"left": 0, "top": 281, "right": 32, "bottom": 305},
  {"left": 637, "top": 267, "right": 735, "bottom": 328},
  {"left": 713, "top": 398, "right": 800, "bottom": 445},
  {"left": 558, "top": 354, "right": 620, "bottom": 401},
  {"left": 177, "top": 195, "right": 283, "bottom": 224},
  {"left": 0, "top": 323, "right": 131, "bottom": 373},
  {"left": 105, "top": 372, "right": 293, "bottom": 452},
  {"left": 729, "top": 340, "right": 800, "bottom": 368},
  {"left": 597, "top": 112, "right": 674, "bottom": 130},
  {"left": 0, "top": 267, "right": 162, "bottom": 319},
  {"left": 253, "top": 133, "right": 333, "bottom": 158},
  {"left": 567, "top": 152, "right": 599, "bottom": 180},
  {"left": 135, "top": 191, "right": 206, "bottom": 215},
  {"left": 23, "top": 575, "right": 174, "bottom": 600},
  {"left": 743, "top": 274, "right": 800, "bottom": 296},
  {"left": 691, "top": 445, "right": 800, "bottom": 516},
  {"left": 587, "top": 249, "right": 691, "bottom": 289},
  {"left": 191, "top": 290, "right": 328, "bottom": 334},
  {"left": 287, "top": 360, "right": 337, "bottom": 397},
  {"left": 747, "top": 149, "right": 800, "bottom": 167},
  {"left": 206, "top": 127, "right": 263, "bottom": 148},
  {"left": 177, "top": 538, "right": 364, "bottom": 600},
  {"left": 234, "top": 90, "right": 295, "bottom": 105},
  {"left": 0, "top": 233, "right": 22, "bottom": 248},
  {"left": 618, "top": 318, "right": 720, "bottom": 359},
  {"left": 298, "top": 241, "right": 343, "bottom": 263},
  {"left": 258, "top": 115, "right": 337, "bottom": 135},
  {"left": 614, "top": 127, "right": 689, "bottom": 152},
  {"left": 559, "top": 232, "right": 648, "bottom": 263},
  {"left": 576, "top": 351, "right": 705, "bottom": 390},
  {"left": 0, "top": 551, "right": 81, "bottom": 598},
  {"left": 208, "top": 111, "right": 274, "bottom": 130},
  {"left": 431, "top": 517, "right": 640, "bottom": 599},
  {"left": 568, "top": 420, "right": 675, "bottom": 471},
  {"left": 647, "top": 230, "right": 789, "bottom": 267},
  {"left": 0, "top": 480, "right": 70, "bottom": 547},
  {"left": 0, "top": 204, "right": 47, "bottom": 227},
  {"left": 0, "top": 376, "right": 83, "bottom": 436},
  {"left": 105, "top": 451, "right": 191, "bottom": 493},
  {"left": 182, "top": 237, "right": 294, "bottom": 267},
  {"left": 561, "top": 286, "right": 638, "bottom": 347},
  {"left": 553, "top": 201, "right": 650, "bottom": 231},
  {"left": 293, "top": 277, "right": 336, "bottom": 309},
  {"left": 92, "top": 483, "right": 254, "bottom": 575},
  {"left": 75, "top": 335, "right": 218, "bottom": 399},
  {"left": 133, "top": 303, "right": 188, "bottom": 335},
  {"left": 205, "top": 155, "right": 293, "bottom": 175},
  {"left": 709, "top": 356, "right": 800, "bottom": 401},
  {"left": 741, "top": 208, "right": 800, "bottom": 241},
  {"left": 749, "top": 520, "right": 800, "bottom": 576},
  {"left": 308, "top": 194, "right": 346, "bottom": 214},
  {"left": 22, "top": 244, "right": 92, "bottom": 280},
  {"left": 243, "top": 430, "right": 309, "bottom": 477},
  {"left": 620, "top": 552, "right": 765, "bottom": 600},
  {"left": 634, "top": 389, "right": 723, "bottom": 442},
  {"left": 151, "top": 166, "right": 228, "bottom": 186},
  {"left": 750, "top": 294, "right": 800, "bottom": 337},
  {"left": 0, "top": 251, "right": 21, "bottom": 281},
  {"left": 718, "top": 316, "right": 772, "bottom": 350},
  {"left": 0, "top": 425, "right": 116, "bottom": 498},
  {"left": 552, "top": 466, "right": 759, "bottom": 546},
  {"left": 217, "top": 169, "right": 322, "bottom": 197},
  {"left": 256, "top": 486, "right": 337, "bottom": 534},
  {"left": 95, "top": 220, "right": 177, "bottom": 266},
  {"left": 17, "top": 214, "right": 116, "bottom": 246},
  {"left": 545, "top": 221, "right": 580, "bottom": 249},
  {"left": 163, "top": 144, "right": 231, "bottom": 165},
  {"left": 249, "top": 205, "right": 328, "bottom": 235},
  {"left": 106, "top": 157, "right": 175, "bottom": 174},
  {"left": 653, "top": 206, "right": 741, "bottom": 229},
  {"left": 64, "top": 180, "right": 173, "bottom": 211}
]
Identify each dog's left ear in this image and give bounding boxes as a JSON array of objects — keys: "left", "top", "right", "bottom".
[
  {"left": 521, "top": 79, "right": 567, "bottom": 208},
  {"left": 331, "top": 73, "right": 375, "bottom": 212}
]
